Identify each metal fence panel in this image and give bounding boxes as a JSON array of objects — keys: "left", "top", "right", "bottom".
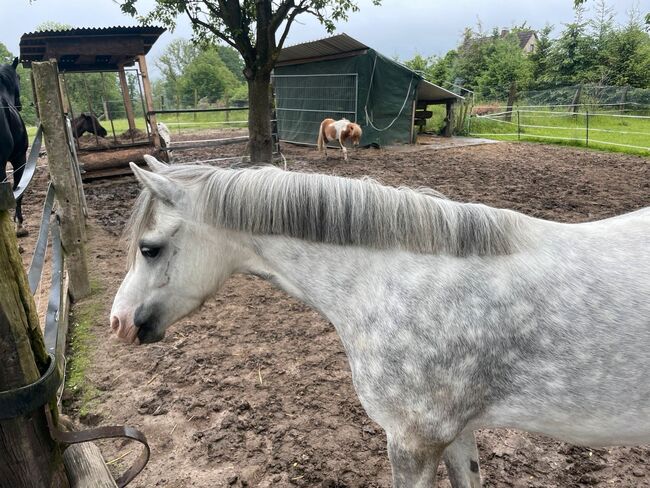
[{"left": 272, "top": 73, "right": 358, "bottom": 145}]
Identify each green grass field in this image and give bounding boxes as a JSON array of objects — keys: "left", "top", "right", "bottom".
[
  {"left": 468, "top": 109, "right": 650, "bottom": 157},
  {"left": 26, "top": 110, "right": 249, "bottom": 140}
]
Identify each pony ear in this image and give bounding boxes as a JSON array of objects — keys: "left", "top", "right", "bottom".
[
  {"left": 143, "top": 154, "right": 168, "bottom": 173},
  {"left": 12, "top": 57, "right": 19, "bottom": 69},
  {"left": 130, "top": 162, "right": 181, "bottom": 206}
]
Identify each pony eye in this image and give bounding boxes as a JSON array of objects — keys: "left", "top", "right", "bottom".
[{"left": 140, "top": 245, "right": 161, "bottom": 259}]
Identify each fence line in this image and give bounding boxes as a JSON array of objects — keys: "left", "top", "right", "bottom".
[
  {"left": 470, "top": 108, "right": 650, "bottom": 153},
  {"left": 478, "top": 102, "right": 649, "bottom": 110}
]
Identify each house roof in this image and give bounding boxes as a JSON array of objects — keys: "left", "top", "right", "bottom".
[
  {"left": 20, "top": 26, "right": 165, "bottom": 71},
  {"left": 514, "top": 30, "right": 537, "bottom": 49},
  {"left": 464, "top": 29, "right": 537, "bottom": 51}
]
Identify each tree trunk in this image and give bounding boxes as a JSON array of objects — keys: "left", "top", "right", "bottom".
[{"left": 247, "top": 72, "right": 273, "bottom": 164}]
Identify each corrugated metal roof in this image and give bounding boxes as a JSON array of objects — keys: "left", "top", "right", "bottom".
[
  {"left": 20, "top": 26, "right": 165, "bottom": 71},
  {"left": 277, "top": 33, "right": 369, "bottom": 64},
  {"left": 21, "top": 25, "right": 165, "bottom": 39},
  {"left": 417, "top": 80, "right": 463, "bottom": 102}
]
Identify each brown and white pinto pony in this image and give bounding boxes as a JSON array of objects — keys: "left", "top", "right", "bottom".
[{"left": 317, "top": 118, "right": 362, "bottom": 161}]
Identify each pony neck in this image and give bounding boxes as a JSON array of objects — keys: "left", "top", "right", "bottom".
[{"left": 241, "top": 234, "right": 376, "bottom": 326}]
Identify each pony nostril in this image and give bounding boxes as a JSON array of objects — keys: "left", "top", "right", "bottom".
[{"left": 110, "top": 315, "right": 120, "bottom": 331}]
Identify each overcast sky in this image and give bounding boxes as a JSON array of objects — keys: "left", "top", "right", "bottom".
[{"left": 1, "top": 0, "right": 643, "bottom": 77}]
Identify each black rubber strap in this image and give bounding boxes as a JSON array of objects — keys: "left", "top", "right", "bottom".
[
  {"left": 0, "top": 354, "right": 62, "bottom": 420},
  {"left": 27, "top": 182, "right": 56, "bottom": 294},
  {"left": 13, "top": 123, "right": 42, "bottom": 200}
]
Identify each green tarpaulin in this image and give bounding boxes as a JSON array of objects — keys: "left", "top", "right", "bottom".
[{"left": 273, "top": 49, "right": 420, "bottom": 147}]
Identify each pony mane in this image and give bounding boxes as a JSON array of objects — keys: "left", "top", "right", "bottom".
[{"left": 127, "top": 165, "right": 531, "bottom": 263}]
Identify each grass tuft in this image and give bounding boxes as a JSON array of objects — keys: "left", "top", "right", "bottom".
[{"left": 66, "top": 285, "right": 103, "bottom": 416}]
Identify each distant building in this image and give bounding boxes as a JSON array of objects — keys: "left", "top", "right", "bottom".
[
  {"left": 463, "top": 29, "right": 538, "bottom": 54},
  {"left": 502, "top": 29, "right": 538, "bottom": 54}
]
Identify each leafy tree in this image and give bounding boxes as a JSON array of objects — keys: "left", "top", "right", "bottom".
[
  {"left": 450, "top": 27, "right": 500, "bottom": 91},
  {"left": 603, "top": 18, "right": 650, "bottom": 87},
  {"left": 403, "top": 53, "right": 433, "bottom": 74},
  {"left": 476, "top": 35, "right": 532, "bottom": 100},
  {"left": 408, "top": 2, "right": 650, "bottom": 101},
  {"left": 179, "top": 48, "right": 239, "bottom": 102},
  {"left": 0, "top": 42, "right": 12, "bottom": 64},
  {"left": 119, "top": 0, "right": 381, "bottom": 163},
  {"left": 528, "top": 25, "right": 554, "bottom": 88},
  {"left": 216, "top": 45, "right": 245, "bottom": 83},
  {"left": 155, "top": 38, "right": 200, "bottom": 102},
  {"left": 574, "top": 0, "right": 649, "bottom": 28},
  {"left": 154, "top": 39, "right": 245, "bottom": 105},
  {"left": 547, "top": 6, "right": 597, "bottom": 84},
  {"left": 34, "top": 20, "right": 71, "bottom": 31},
  {"left": 403, "top": 51, "right": 457, "bottom": 89},
  {"left": 428, "top": 51, "right": 458, "bottom": 87}
]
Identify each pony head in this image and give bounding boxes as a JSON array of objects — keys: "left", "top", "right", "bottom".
[
  {"left": 73, "top": 113, "right": 108, "bottom": 138},
  {"left": 0, "top": 58, "right": 22, "bottom": 111},
  {"left": 110, "top": 156, "right": 245, "bottom": 344},
  {"left": 348, "top": 123, "right": 362, "bottom": 146}
]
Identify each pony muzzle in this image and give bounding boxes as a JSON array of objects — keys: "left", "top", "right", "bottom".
[
  {"left": 110, "top": 314, "right": 140, "bottom": 345},
  {"left": 133, "top": 304, "right": 166, "bottom": 344}
]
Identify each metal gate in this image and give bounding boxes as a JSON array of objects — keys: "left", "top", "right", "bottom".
[{"left": 272, "top": 73, "right": 358, "bottom": 145}]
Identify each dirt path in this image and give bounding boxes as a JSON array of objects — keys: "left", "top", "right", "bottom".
[{"left": 18, "top": 139, "right": 650, "bottom": 487}]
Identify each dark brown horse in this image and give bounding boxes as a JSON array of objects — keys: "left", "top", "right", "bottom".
[
  {"left": 72, "top": 113, "right": 108, "bottom": 138},
  {"left": 0, "top": 58, "right": 29, "bottom": 236}
]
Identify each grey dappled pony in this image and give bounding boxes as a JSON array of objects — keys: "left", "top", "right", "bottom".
[{"left": 111, "top": 156, "right": 650, "bottom": 487}]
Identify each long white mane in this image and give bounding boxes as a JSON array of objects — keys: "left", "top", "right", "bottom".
[{"left": 127, "top": 165, "right": 532, "bottom": 262}]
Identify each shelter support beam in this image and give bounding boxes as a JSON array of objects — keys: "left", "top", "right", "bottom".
[
  {"left": 137, "top": 55, "right": 161, "bottom": 149},
  {"left": 118, "top": 66, "right": 137, "bottom": 132},
  {"left": 444, "top": 101, "right": 455, "bottom": 137}
]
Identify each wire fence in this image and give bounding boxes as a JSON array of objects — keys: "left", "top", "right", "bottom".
[{"left": 469, "top": 106, "right": 650, "bottom": 155}]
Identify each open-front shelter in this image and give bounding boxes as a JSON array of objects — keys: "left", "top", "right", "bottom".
[
  {"left": 273, "top": 33, "right": 463, "bottom": 147},
  {"left": 20, "top": 26, "right": 166, "bottom": 176}
]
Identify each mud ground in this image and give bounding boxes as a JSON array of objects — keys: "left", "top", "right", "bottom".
[{"left": 17, "top": 135, "right": 649, "bottom": 487}]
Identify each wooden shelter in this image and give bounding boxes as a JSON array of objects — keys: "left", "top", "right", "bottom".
[{"left": 19, "top": 26, "right": 167, "bottom": 177}]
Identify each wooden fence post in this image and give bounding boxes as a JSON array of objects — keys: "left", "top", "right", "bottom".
[
  {"left": 443, "top": 101, "right": 455, "bottom": 137},
  {"left": 32, "top": 60, "right": 90, "bottom": 301},
  {"left": 0, "top": 183, "right": 70, "bottom": 488},
  {"left": 571, "top": 84, "right": 583, "bottom": 113},
  {"left": 505, "top": 81, "right": 517, "bottom": 122}
]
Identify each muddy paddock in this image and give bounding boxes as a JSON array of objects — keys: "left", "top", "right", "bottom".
[{"left": 18, "top": 135, "right": 650, "bottom": 487}]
